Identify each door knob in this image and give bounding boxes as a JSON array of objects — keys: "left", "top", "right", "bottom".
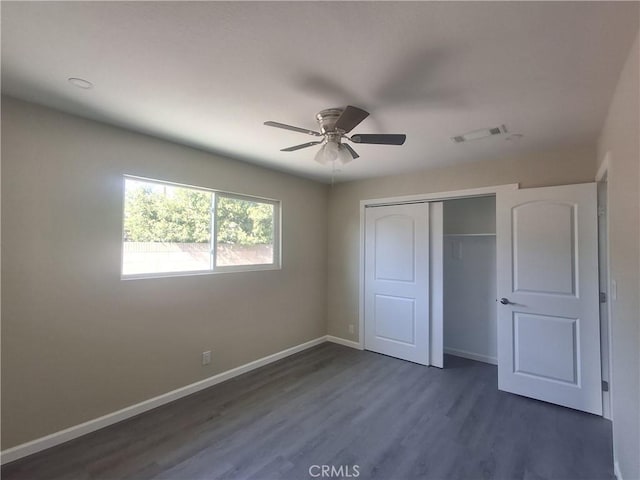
[{"left": 500, "top": 297, "right": 512, "bottom": 305}]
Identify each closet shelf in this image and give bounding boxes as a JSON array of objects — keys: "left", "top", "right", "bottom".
[{"left": 443, "top": 233, "right": 496, "bottom": 237}]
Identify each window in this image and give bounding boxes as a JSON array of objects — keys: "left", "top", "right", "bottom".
[{"left": 122, "top": 177, "right": 280, "bottom": 277}]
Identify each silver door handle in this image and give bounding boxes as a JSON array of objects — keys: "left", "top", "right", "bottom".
[{"left": 499, "top": 297, "right": 512, "bottom": 305}]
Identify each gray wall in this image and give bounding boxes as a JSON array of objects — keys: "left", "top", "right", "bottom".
[
  {"left": 596, "top": 32, "right": 640, "bottom": 480},
  {"left": 327, "top": 145, "right": 597, "bottom": 341},
  {"left": 1, "top": 97, "right": 329, "bottom": 448}
]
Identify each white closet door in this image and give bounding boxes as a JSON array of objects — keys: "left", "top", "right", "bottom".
[
  {"left": 429, "top": 202, "right": 444, "bottom": 368},
  {"left": 496, "top": 183, "right": 602, "bottom": 414},
  {"left": 364, "top": 203, "right": 430, "bottom": 365}
]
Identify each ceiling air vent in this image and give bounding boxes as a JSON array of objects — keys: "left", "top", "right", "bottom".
[{"left": 451, "top": 125, "right": 508, "bottom": 143}]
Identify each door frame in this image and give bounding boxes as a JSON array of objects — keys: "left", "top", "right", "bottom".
[
  {"left": 596, "top": 153, "right": 613, "bottom": 420},
  {"left": 358, "top": 183, "right": 519, "bottom": 351}
]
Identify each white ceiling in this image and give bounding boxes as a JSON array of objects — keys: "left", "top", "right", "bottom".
[{"left": 2, "top": 2, "right": 638, "bottom": 183}]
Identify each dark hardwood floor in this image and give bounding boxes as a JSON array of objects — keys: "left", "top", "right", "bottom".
[{"left": 2, "top": 343, "right": 613, "bottom": 480}]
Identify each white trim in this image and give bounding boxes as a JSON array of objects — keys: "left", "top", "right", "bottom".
[
  {"left": 614, "top": 460, "right": 623, "bottom": 480},
  {"left": 443, "top": 233, "right": 496, "bottom": 237},
  {"left": 359, "top": 184, "right": 518, "bottom": 208},
  {"left": 429, "top": 202, "right": 444, "bottom": 368},
  {"left": 0, "top": 336, "right": 327, "bottom": 465},
  {"left": 326, "top": 335, "right": 363, "bottom": 350},
  {"left": 358, "top": 201, "right": 366, "bottom": 349},
  {"left": 444, "top": 347, "right": 498, "bottom": 366},
  {"left": 358, "top": 184, "right": 519, "bottom": 350},
  {"left": 122, "top": 174, "right": 281, "bottom": 204},
  {"left": 121, "top": 264, "right": 282, "bottom": 281},
  {"left": 596, "top": 152, "right": 611, "bottom": 182},
  {"left": 595, "top": 156, "right": 613, "bottom": 421}
]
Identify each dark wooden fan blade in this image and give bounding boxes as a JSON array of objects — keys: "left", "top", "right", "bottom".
[
  {"left": 334, "top": 106, "right": 369, "bottom": 133},
  {"left": 350, "top": 134, "right": 406, "bottom": 145},
  {"left": 280, "top": 141, "right": 323, "bottom": 152},
  {"left": 264, "top": 121, "right": 322, "bottom": 137},
  {"left": 341, "top": 143, "right": 360, "bottom": 159}
]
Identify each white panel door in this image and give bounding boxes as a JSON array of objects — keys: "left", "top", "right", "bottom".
[
  {"left": 496, "top": 183, "right": 602, "bottom": 414},
  {"left": 365, "top": 203, "right": 429, "bottom": 365}
]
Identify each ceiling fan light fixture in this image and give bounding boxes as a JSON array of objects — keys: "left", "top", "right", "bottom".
[
  {"left": 314, "top": 142, "right": 338, "bottom": 165},
  {"left": 314, "top": 141, "right": 354, "bottom": 165},
  {"left": 337, "top": 144, "right": 354, "bottom": 165}
]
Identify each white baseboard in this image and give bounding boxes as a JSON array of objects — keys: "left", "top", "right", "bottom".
[
  {"left": 0, "top": 336, "right": 327, "bottom": 465},
  {"left": 444, "top": 347, "right": 498, "bottom": 365},
  {"left": 614, "top": 460, "right": 623, "bottom": 480},
  {"left": 326, "top": 335, "right": 363, "bottom": 350}
]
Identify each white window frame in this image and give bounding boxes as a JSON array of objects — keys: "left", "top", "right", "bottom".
[
  {"left": 121, "top": 175, "right": 282, "bottom": 279},
  {"left": 213, "top": 191, "right": 281, "bottom": 274}
]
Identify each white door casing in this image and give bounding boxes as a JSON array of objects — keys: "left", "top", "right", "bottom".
[
  {"left": 364, "top": 203, "right": 430, "bottom": 365},
  {"left": 496, "top": 183, "right": 602, "bottom": 415},
  {"left": 429, "top": 202, "right": 444, "bottom": 368},
  {"left": 597, "top": 177, "right": 611, "bottom": 418}
]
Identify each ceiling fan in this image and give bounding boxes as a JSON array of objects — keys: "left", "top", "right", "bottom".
[{"left": 264, "top": 106, "right": 406, "bottom": 165}]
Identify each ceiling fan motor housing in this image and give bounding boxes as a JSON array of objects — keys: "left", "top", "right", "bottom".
[{"left": 316, "top": 108, "right": 344, "bottom": 134}]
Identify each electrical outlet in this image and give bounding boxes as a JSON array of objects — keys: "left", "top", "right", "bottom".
[
  {"left": 202, "top": 350, "right": 211, "bottom": 366},
  {"left": 348, "top": 324, "right": 355, "bottom": 334}
]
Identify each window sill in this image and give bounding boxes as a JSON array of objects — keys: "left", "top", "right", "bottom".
[{"left": 121, "top": 264, "right": 281, "bottom": 281}]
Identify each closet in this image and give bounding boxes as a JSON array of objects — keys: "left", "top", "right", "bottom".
[
  {"left": 363, "top": 183, "right": 603, "bottom": 415},
  {"left": 443, "top": 196, "right": 497, "bottom": 366}
]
